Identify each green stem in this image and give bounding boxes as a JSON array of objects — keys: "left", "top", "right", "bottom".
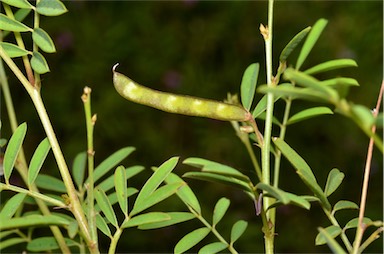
[
  {"left": 109, "top": 227, "right": 123, "bottom": 254},
  {"left": 0, "top": 183, "right": 66, "bottom": 207},
  {"left": 82, "top": 87, "right": 98, "bottom": 244},
  {"left": 261, "top": 0, "right": 276, "bottom": 253},
  {"left": 0, "top": 52, "right": 71, "bottom": 253},
  {"left": 0, "top": 47, "right": 98, "bottom": 254}
]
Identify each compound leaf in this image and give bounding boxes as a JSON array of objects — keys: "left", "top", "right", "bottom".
[{"left": 174, "top": 227, "right": 210, "bottom": 254}]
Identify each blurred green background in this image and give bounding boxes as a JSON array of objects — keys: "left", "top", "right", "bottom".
[{"left": 1, "top": 0, "right": 383, "bottom": 253}]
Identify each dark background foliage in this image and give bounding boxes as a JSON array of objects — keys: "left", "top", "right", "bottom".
[{"left": 1, "top": 0, "right": 382, "bottom": 253}]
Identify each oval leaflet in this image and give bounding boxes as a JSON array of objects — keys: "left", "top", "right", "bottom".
[{"left": 113, "top": 64, "right": 251, "bottom": 122}]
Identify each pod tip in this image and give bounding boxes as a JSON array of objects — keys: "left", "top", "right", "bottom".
[{"left": 112, "top": 63, "right": 119, "bottom": 72}]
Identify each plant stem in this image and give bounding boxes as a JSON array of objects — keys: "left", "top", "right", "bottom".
[
  {"left": 0, "top": 53, "right": 71, "bottom": 253},
  {"left": 0, "top": 47, "right": 99, "bottom": 254},
  {"left": 109, "top": 227, "right": 123, "bottom": 254},
  {"left": 82, "top": 87, "right": 98, "bottom": 244},
  {"left": 352, "top": 81, "right": 383, "bottom": 254},
  {"left": 261, "top": 0, "right": 276, "bottom": 253}
]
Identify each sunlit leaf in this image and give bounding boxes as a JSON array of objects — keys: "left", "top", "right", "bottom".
[
  {"left": 27, "top": 237, "right": 77, "bottom": 252},
  {"left": 130, "top": 182, "right": 184, "bottom": 216},
  {"left": 165, "top": 172, "right": 201, "bottom": 215},
  {"left": 252, "top": 93, "right": 281, "bottom": 118},
  {"left": 0, "top": 13, "right": 31, "bottom": 32},
  {"left": 174, "top": 227, "right": 210, "bottom": 254},
  {"left": 183, "top": 157, "right": 249, "bottom": 181},
  {"left": 212, "top": 197, "right": 230, "bottom": 226},
  {"left": 96, "top": 165, "right": 144, "bottom": 193},
  {"left": 332, "top": 200, "right": 358, "bottom": 215},
  {"left": 3, "top": 123, "right": 27, "bottom": 183},
  {"left": 241, "top": 63, "right": 259, "bottom": 110},
  {"left": 31, "top": 51, "right": 50, "bottom": 74},
  {"left": 296, "top": 19, "right": 328, "bottom": 70},
  {"left": 351, "top": 104, "right": 375, "bottom": 131},
  {"left": 95, "top": 187, "right": 137, "bottom": 211},
  {"left": 273, "top": 138, "right": 331, "bottom": 210},
  {"left": 122, "top": 212, "right": 170, "bottom": 228},
  {"left": 344, "top": 217, "right": 372, "bottom": 230},
  {"left": 287, "top": 107, "right": 333, "bottom": 125},
  {"left": 0, "top": 214, "right": 69, "bottom": 230},
  {"left": 95, "top": 213, "right": 111, "bottom": 237},
  {"left": 114, "top": 166, "right": 128, "bottom": 215},
  {"left": 138, "top": 212, "right": 195, "bottom": 230},
  {"left": 28, "top": 138, "right": 51, "bottom": 186},
  {"left": 304, "top": 59, "right": 357, "bottom": 75},
  {"left": 316, "top": 227, "right": 346, "bottom": 254},
  {"left": 324, "top": 168, "right": 344, "bottom": 197},
  {"left": 198, "top": 242, "right": 227, "bottom": 254},
  {"left": 321, "top": 77, "right": 359, "bottom": 87},
  {"left": 315, "top": 225, "right": 342, "bottom": 245},
  {"left": 1, "top": 0, "right": 32, "bottom": 9},
  {"left": 0, "top": 193, "right": 26, "bottom": 220},
  {"left": 230, "top": 220, "right": 248, "bottom": 243},
  {"left": 36, "top": 0, "right": 68, "bottom": 16},
  {"left": 280, "top": 26, "right": 311, "bottom": 62},
  {"left": 94, "top": 188, "right": 118, "bottom": 227},
  {"left": 0, "top": 42, "right": 29, "bottom": 58},
  {"left": 134, "top": 157, "right": 179, "bottom": 206},
  {"left": 32, "top": 28, "right": 56, "bottom": 53},
  {"left": 90, "top": 147, "right": 135, "bottom": 184}
]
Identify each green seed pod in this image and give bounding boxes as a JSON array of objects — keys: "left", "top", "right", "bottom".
[{"left": 113, "top": 64, "right": 252, "bottom": 122}]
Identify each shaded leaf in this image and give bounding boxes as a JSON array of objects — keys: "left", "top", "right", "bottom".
[
  {"left": 0, "top": 42, "right": 29, "bottom": 58},
  {"left": 174, "top": 227, "right": 211, "bottom": 254},
  {"left": 0, "top": 237, "right": 27, "bottom": 251},
  {"left": 114, "top": 166, "right": 128, "bottom": 215},
  {"left": 332, "top": 200, "right": 359, "bottom": 215},
  {"left": 280, "top": 26, "right": 311, "bottom": 62},
  {"left": 27, "top": 237, "right": 77, "bottom": 252},
  {"left": 138, "top": 212, "right": 195, "bottom": 230},
  {"left": 273, "top": 138, "right": 331, "bottom": 210},
  {"left": 90, "top": 147, "right": 135, "bottom": 184},
  {"left": 32, "top": 28, "right": 56, "bottom": 53},
  {"left": 351, "top": 104, "right": 375, "bottom": 131},
  {"left": 315, "top": 225, "right": 342, "bottom": 245},
  {"left": 267, "top": 192, "right": 312, "bottom": 210},
  {"left": 317, "top": 227, "right": 346, "bottom": 254},
  {"left": 198, "top": 242, "right": 227, "bottom": 254},
  {"left": 304, "top": 59, "right": 358, "bottom": 75},
  {"left": 252, "top": 93, "right": 281, "bottom": 118},
  {"left": 95, "top": 187, "right": 137, "bottom": 211},
  {"left": 165, "top": 172, "right": 201, "bottom": 215},
  {"left": 122, "top": 212, "right": 170, "bottom": 228},
  {"left": 3, "top": 123, "right": 27, "bottom": 183},
  {"left": 0, "top": 214, "right": 69, "bottom": 230},
  {"left": 28, "top": 138, "right": 51, "bottom": 186},
  {"left": 241, "top": 63, "right": 259, "bottom": 110},
  {"left": 183, "top": 157, "right": 249, "bottom": 181},
  {"left": 296, "top": 19, "right": 328, "bottom": 70},
  {"left": 287, "top": 107, "right": 333, "bottom": 125},
  {"left": 72, "top": 151, "right": 87, "bottom": 189},
  {"left": 36, "top": 0, "right": 68, "bottom": 16},
  {"left": 95, "top": 213, "right": 111, "bottom": 237},
  {"left": 94, "top": 188, "right": 118, "bottom": 227},
  {"left": 324, "top": 168, "right": 344, "bottom": 197},
  {"left": 0, "top": 193, "right": 26, "bottom": 220},
  {"left": 31, "top": 51, "right": 50, "bottom": 74},
  {"left": 212, "top": 197, "right": 230, "bottom": 226},
  {"left": 0, "top": 13, "right": 31, "bottom": 32},
  {"left": 230, "top": 220, "right": 248, "bottom": 243},
  {"left": 256, "top": 183, "right": 290, "bottom": 205},
  {"left": 35, "top": 174, "right": 66, "bottom": 193}
]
